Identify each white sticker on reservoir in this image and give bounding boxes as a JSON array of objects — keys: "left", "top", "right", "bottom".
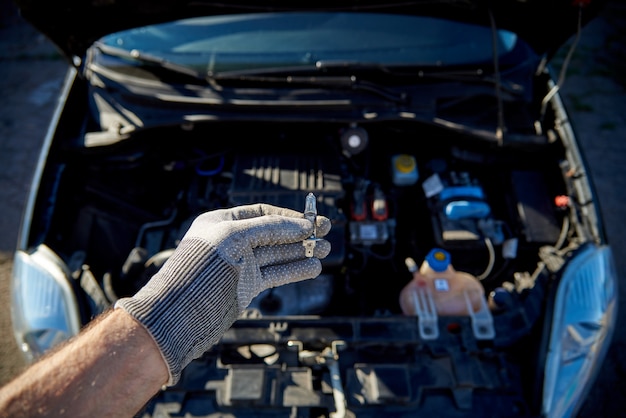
[{"left": 434, "top": 278, "right": 450, "bottom": 292}]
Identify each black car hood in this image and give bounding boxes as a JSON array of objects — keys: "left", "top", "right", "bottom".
[{"left": 17, "top": 0, "right": 605, "bottom": 64}]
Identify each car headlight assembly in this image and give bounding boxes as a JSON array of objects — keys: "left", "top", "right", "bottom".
[
  {"left": 11, "top": 245, "right": 81, "bottom": 362},
  {"left": 542, "top": 244, "right": 618, "bottom": 418}
]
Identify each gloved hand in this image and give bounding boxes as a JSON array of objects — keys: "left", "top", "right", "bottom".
[{"left": 115, "top": 203, "right": 331, "bottom": 385}]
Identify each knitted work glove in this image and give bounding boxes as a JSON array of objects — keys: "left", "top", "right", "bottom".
[{"left": 115, "top": 203, "right": 331, "bottom": 385}]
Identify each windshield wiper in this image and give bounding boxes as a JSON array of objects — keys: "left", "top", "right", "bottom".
[
  {"left": 210, "top": 61, "right": 411, "bottom": 104},
  {"left": 412, "top": 68, "right": 525, "bottom": 96},
  {"left": 316, "top": 59, "right": 526, "bottom": 96},
  {"left": 211, "top": 71, "right": 408, "bottom": 104},
  {"left": 92, "top": 43, "right": 209, "bottom": 84}
]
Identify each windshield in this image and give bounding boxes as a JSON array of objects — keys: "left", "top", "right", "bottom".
[{"left": 97, "top": 12, "right": 520, "bottom": 75}]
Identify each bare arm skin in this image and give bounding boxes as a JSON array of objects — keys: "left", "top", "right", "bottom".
[{"left": 0, "top": 309, "right": 168, "bottom": 417}]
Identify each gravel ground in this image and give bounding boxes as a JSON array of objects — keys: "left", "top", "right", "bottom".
[{"left": 0, "top": 2, "right": 624, "bottom": 416}]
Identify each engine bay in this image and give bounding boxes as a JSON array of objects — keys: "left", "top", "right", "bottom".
[
  {"left": 24, "top": 119, "right": 591, "bottom": 415},
  {"left": 36, "top": 120, "right": 573, "bottom": 323}
]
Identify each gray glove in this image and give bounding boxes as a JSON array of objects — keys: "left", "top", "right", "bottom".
[{"left": 115, "top": 203, "right": 331, "bottom": 385}]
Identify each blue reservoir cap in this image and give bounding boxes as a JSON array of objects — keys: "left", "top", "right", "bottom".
[
  {"left": 439, "top": 185, "right": 485, "bottom": 201},
  {"left": 444, "top": 200, "right": 491, "bottom": 220},
  {"left": 425, "top": 248, "right": 451, "bottom": 272}
]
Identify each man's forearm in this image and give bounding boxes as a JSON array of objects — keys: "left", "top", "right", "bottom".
[{"left": 0, "top": 309, "right": 168, "bottom": 417}]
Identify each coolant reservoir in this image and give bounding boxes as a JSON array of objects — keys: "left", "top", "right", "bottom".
[{"left": 399, "top": 248, "right": 486, "bottom": 316}]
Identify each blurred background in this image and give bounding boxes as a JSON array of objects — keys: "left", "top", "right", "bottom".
[{"left": 0, "top": 1, "right": 625, "bottom": 416}]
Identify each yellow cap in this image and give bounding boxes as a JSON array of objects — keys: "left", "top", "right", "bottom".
[
  {"left": 394, "top": 154, "right": 415, "bottom": 173},
  {"left": 433, "top": 251, "right": 447, "bottom": 261}
]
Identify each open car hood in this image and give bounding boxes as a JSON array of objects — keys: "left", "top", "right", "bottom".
[{"left": 17, "top": 0, "right": 605, "bottom": 64}]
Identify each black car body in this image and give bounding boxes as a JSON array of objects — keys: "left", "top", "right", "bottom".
[{"left": 10, "top": 1, "right": 617, "bottom": 417}]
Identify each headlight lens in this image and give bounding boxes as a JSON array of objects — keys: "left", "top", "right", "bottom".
[
  {"left": 542, "top": 245, "right": 618, "bottom": 417},
  {"left": 11, "top": 245, "right": 81, "bottom": 362}
]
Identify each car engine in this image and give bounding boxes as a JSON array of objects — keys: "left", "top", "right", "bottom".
[
  {"left": 32, "top": 120, "right": 574, "bottom": 416},
  {"left": 35, "top": 119, "right": 571, "bottom": 318}
]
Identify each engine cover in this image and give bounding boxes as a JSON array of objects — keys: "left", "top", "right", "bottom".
[{"left": 229, "top": 153, "right": 346, "bottom": 267}]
